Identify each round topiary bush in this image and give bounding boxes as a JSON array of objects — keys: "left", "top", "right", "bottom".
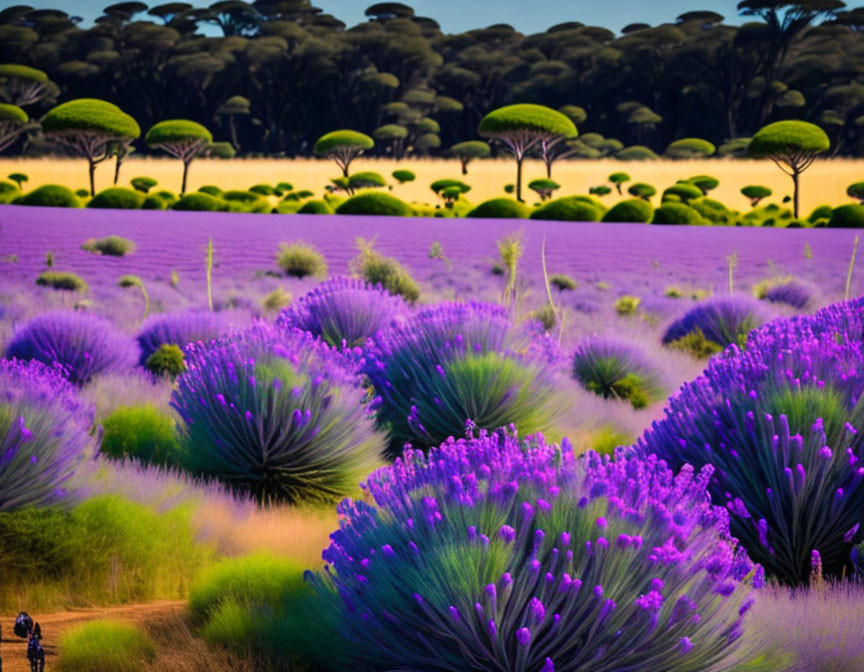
[
  {"left": 277, "top": 276, "right": 405, "bottom": 348},
  {"left": 391, "top": 169, "right": 416, "bottom": 184},
  {"left": 86, "top": 187, "right": 145, "bottom": 210},
  {"left": 641, "top": 298, "right": 864, "bottom": 583},
  {"left": 99, "top": 404, "right": 178, "bottom": 467},
  {"left": 0, "top": 180, "right": 20, "bottom": 204},
  {"left": 628, "top": 182, "right": 656, "bottom": 199},
  {"left": 198, "top": 185, "right": 222, "bottom": 196},
  {"left": 687, "top": 174, "right": 719, "bottom": 194},
  {"left": 171, "top": 325, "right": 385, "bottom": 503},
  {"left": 248, "top": 183, "right": 275, "bottom": 196},
  {"left": 601, "top": 198, "right": 654, "bottom": 223},
  {"left": 847, "top": 182, "right": 864, "bottom": 204},
  {"left": 141, "top": 194, "right": 166, "bottom": 210},
  {"left": 662, "top": 182, "right": 704, "bottom": 204},
  {"left": 0, "top": 358, "right": 93, "bottom": 511},
  {"left": 172, "top": 192, "right": 226, "bottom": 212},
  {"left": 530, "top": 196, "right": 602, "bottom": 222},
  {"left": 335, "top": 192, "right": 413, "bottom": 216},
  {"left": 571, "top": 335, "right": 665, "bottom": 409},
  {"left": 14, "top": 184, "right": 80, "bottom": 208},
  {"left": 276, "top": 242, "right": 327, "bottom": 278},
  {"left": 309, "top": 430, "right": 759, "bottom": 671},
  {"left": 351, "top": 243, "right": 420, "bottom": 303},
  {"left": 663, "top": 296, "right": 769, "bottom": 352},
  {"left": 466, "top": 198, "right": 531, "bottom": 219},
  {"left": 828, "top": 204, "right": 864, "bottom": 228},
  {"left": 615, "top": 145, "right": 659, "bottom": 160},
  {"left": 652, "top": 202, "right": 704, "bottom": 225},
  {"left": 144, "top": 343, "right": 186, "bottom": 379},
  {"left": 362, "top": 301, "right": 569, "bottom": 456},
  {"left": 130, "top": 176, "right": 157, "bottom": 193},
  {"left": 6, "top": 310, "right": 138, "bottom": 385},
  {"left": 36, "top": 271, "right": 88, "bottom": 292},
  {"left": 808, "top": 205, "right": 833, "bottom": 223},
  {"left": 665, "top": 137, "right": 716, "bottom": 159},
  {"left": 57, "top": 620, "right": 155, "bottom": 672},
  {"left": 136, "top": 310, "right": 232, "bottom": 366},
  {"left": 81, "top": 235, "right": 135, "bottom": 256},
  {"left": 742, "top": 185, "right": 772, "bottom": 206},
  {"left": 296, "top": 199, "right": 333, "bottom": 214}
]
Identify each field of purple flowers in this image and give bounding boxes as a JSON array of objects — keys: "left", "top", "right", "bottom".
[{"left": 1, "top": 202, "right": 864, "bottom": 671}]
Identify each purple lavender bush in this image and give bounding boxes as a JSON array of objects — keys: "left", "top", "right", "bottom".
[
  {"left": 171, "top": 324, "right": 384, "bottom": 504},
  {"left": 136, "top": 310, "right": 232, "bottom": 366},
  {"left": 663, "top": 296, "right": 769, "bottom": 352},
  {"left": 308, "top": 429, "right": 759, "bottom": 672},
  {"left": 361, "top": 301, "right": 569, "bottom": 456},
  {"left": 641, "top": 298, "right": 864, "bottom": 584},
  {"left": 0, "top": 359, "right": 93, "bottom": 510},
  {"left": 753, "top": 278, "right": 817, "bottom": 310},
  {"left": 5, "top": 310, "right": 138, "bottom": 385},
  {"left": 276, "top": 276, "right": 406, "bottom": 348},
  {"left": 571, "top": 336, "right": 665, "bottom": 409}
]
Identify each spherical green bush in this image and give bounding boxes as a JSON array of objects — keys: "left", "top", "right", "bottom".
[
  {"left": 248, "top": 183, "right": 275, "bottom": 196},
  {"left": 276, "top": 242, "right": 327, "bottom": 278},
  {"left": 14, "top": 184, "right": 80, "bottom": 208},
  {"left": 847, "top": 182, "right": 864, "bottom": 203},
  {"left": 828, "top": 204, "right": 864, "bottom": 228},
  {"left": 808, "top": 205, "right": 833, "bottom": 223},
  {"left": 628, "top": 182, "right": 656, "bottom": 199},
  {"left": 665, "top": 137, "right": 716, "bottom": 159},
  {"left": 130, "top": 176, "right": 157, "bottom": 193},
  {"left": 297, "top": 199, "right": 333, "bottom": 214},
  {"left": 652, "top": 202, "right": 704, "bottom": 225},
  {"left": 81, "top": 235, "right": 135, "bottom": 256},
  {"left": 197, "top": 185, "right": 222, "bottom": 196},
  {"left": 691, "top": 197, "right": 736, "bottom": 225},
  {"left": 57, "top": 620, "right": 155, "bottom": 672},
  {"left": 36, "top": 271, "right": 88, "bottom": 292},
  {"left": 530, "top": 196, "right": 601, "bottom": 222},
  {"left": 100, "top": 404, "right": 178, "bottom": 467},
  {"left": 335, "top": 192, "right": 413, "bottom": 216},
  {"left": 466, "top": 198, "right": 530, "bottom": 219},
  {"left": 0, "top": 180, "right": 20, "bottom": 204},
  {"left": 172, "top": 192, "right": 226, "bottom": 212},
  {"left": 348, "top": 171, "right": 387, "bottom": 190},
  {"left": 601, "top": 198, "right": 653, "bottom": 223},
  {"left": 391, "top": 169, "right": 415, "bottom": 184},
  {"left": 141, "top": 194, "right": 166, "bottom": 210},
  {"left": 615, "top": 145, "right": 659, "bottom": 160},
  {"left": 87, "top": 187, "right": 145, "bottom": 210},
  {"left": 741, "top": 185, "right": 772, "bottom": 205},
  {"left": 662, "top": 182, "right": 703, "bottom": 204},
  {"left": 145, "top": 343, "right": 186, "bottom": 379},
  {"left": 687, "top": 174, "right": 719, "bottom": 193}
]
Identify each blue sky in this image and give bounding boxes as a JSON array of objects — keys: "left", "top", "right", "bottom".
[{"left": 10, "top": 1, "right": 746, "bottom": 34}]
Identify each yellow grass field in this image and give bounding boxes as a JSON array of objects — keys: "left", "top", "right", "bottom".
[{"left": 0, "top": 156, "right": 860, "bottom": 215}]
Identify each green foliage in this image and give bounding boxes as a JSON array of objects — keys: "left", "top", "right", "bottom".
[
  {"left": 261, "top": 288, "right": 292, "bottom": 312},
  {"left": 589, "top": 185, "right": 612, "bottom": 196},
  {"left": 828, "top": 204, "right": 864, "bottom": 228},
  {"left": 42, "top": 99, "right": 140, "bottom": 139},
  {"left": 314, "top": 129, "right": 374, "bottom": 154},
  {"left": 130, "top": 176, "right": 157, "bottom": 192},
  {"left": 81, "top": 235, "right": 135, "bottom": 256},
  {"left": 601, "top": 198, "right": 654, "bottom": 223},
  {"left": 808, "top": 205, "right": 833, "bottom": 223},
  {"left": 430, "top": 178, "right": 471, "bottom": 195},
  {"left": 549, "top": 273, "right": 577, "bottom": 290},
  {"left": 144, "top": 119, "right": 212, "bottom": 146},
  {"left": 665, "top": 137, "right": 716, "bottom": 158},
  {"left": 348, "top": 171, "right": 387, "bottom": 190},
  {"left": 15, "top": 184, "right": 80, "bottom": 207},
  {"left": 691, "top": 197, "right": 737, "bottom": 226},
  {"left": 742, "top": 185, "right": 772, "bottom": 206},
  {"left": 615, "top": 145, "right": 659, "bottom": 160},
  {"left": 198, "top": 185, "right": 222, "bottom": 196},
  {"left": 847, "top": 182, "right": 864, "bottom": 203},
  {"left": 100, "top": 404, "right": 179, "bottom": 466},
  {"left": 172, "top": 192, "right": 227, "bottom": 211},
  {"left": 0, "top": 180, "right": 20, "bottom": 204},
  {"left": 248, "top": 183, "right": 275, "bottom": 195},
  {"left": 36, "top": 271, "right": 87, "bottom": 292},
  {"left": 449, "top": 140, "right": 491, "bottom": 159},
  {"left": 276, "top": 242, "right": 327, "bottom": 278},
  {"left": 391, "top": 169, "right": 415, "bottom": 183},
  {"left": 207, "top": 141, "right": 236, "bottom": 158},
  {"left": 141, "top": 194, "right": 166, "bottom": 209},
  {"left": 7, "top": 172, "right": 27, "bottom": 187},
  {"left": 466, "top": 198, "right": 530, "bottom": 219},
  {"left": 748, "top": 120, "right": 831, "bottom": 157},
  {"left": 614, "top": 295, "right": 641, "bottom": 315},
  {"left": 478, "top": 103, "right": 577, "bottom": 137},
  {"left": 145, "top": 343, "right": 186, "bottom": 379},
  {"left": 667, "top": 327, "right": 724, "bottom": 359},
  {"left": 687, "top": 174, "right": 719, "bottom": 193},
  {"left": 628, "top": 182, "right": 656, "bottom": 199},
  {"left": 662, "top": 182, "right": 704, "bottom": 204},
  {"left": 351, "top": 240, "right": 420, "bottom": 303},
  {"left": 87, "top": 187, "right": 145, "bottom": 210},
  {"left": 652, "top": 202, "right": 704, "bottom": 225},
  {"left": 527, "top": 178, "right": 560, "bottom": 200},
  {"left": 530, "top": 196, "right": 602, "bottom": 222},
  {"left": 336, "top": 192, "right": 413, "bottom": 216},
  {"left": 58, "top": 620, "right": 155, "bottom": 672},
  {"left": 297, "top": 199, "right": 333, "bottom": 214},
  {"left": 608, "top": 171, "right": 630, "bottom": 185}
]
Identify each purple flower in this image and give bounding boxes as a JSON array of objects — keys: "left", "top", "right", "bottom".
[
  {"left": 137, "top": 310, "right": 232, "bottom": 366},
  {"left": 515, "top": 627, "right": 531, "bottom": 647}
]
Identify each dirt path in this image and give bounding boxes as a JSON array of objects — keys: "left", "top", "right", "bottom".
[{"left": 0, "top": 601, "right": 186, "bottom": 672}]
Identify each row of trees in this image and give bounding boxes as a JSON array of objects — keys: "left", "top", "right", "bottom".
[{"left": 0, "top": 1, "right": 863, "bottom": 157}]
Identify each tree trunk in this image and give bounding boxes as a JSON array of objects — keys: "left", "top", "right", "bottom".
[
  {"left": 182, "top": 159, "right": 190, "bottom": 195},
  {"left": 88, "top": 158, "right": 96, "bottom": 196},
  {"left": 113, "top": 155, "right": 122, "bottom": 185},
  {"left": 516, "top": 156, "right": 524, "bottom": 203},
  {"left": 461, "top": 160, "right": 467, "bottom": 175},
  {"left": 545, "top": 158, "right": 552, "bottom": 179},
  {"left": 229, "top": 115, "right": 240, "bottom": 151},
  {"left": 792, "top": 169, "right": 800, "bottom": 219}
]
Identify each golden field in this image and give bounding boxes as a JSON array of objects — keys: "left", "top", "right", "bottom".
[{"left": 0, "top": 156, "right": 861, "bottom": 214}]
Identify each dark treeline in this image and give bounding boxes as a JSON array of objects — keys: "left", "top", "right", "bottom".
[{"left": 3, "top": 0, "right": 864, "bottom": 157}]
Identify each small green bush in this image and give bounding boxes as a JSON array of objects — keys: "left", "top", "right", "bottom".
[
  {"left": 530, "top": 196, "right": 602, "bottom": 222},
  {"left": 691, "top": 197, "right": 736, "bottom": 226},
  {"left": 628, "top": 182, "right": 656, "bottom": 199},
  {"left": 198, "top": 185, "right": 222, "bottom": 196},
  {"left": 352, "top": 243, "right": 420, "bottom": 303},
  {"left": 336, "top": 192, "right": 413, "bottom": 216},
  {"left": 58, "top": 620, "right": 155, "bottom": 672},
  {"left": 847, "top": 182, "right": 864, "bottom": 203},
  {"left": 686, "top": 175, "right": 719, "bottom": 194},
  {"left": 828, "top": 204, "right": 864, "bottom": 228},
  {"left": 652, "top": 202, "right": 704, "bottom": 225},
  {"left": 248, "top": 183, "right": 275, "bottom": 196},
  {"left": 392, "top": 169, "right": 415, "bottom": 183},
  {"left": 667, "top": 327, "right": 724, "bottom": 359},
  {"left": 130, "top": 176, "right": 157, "bottom": 193},
  {"left": 7, "top": 172, "right": 27, "bottom": 188},
  {"left": 466, "top": 198, "right": 530, "bottom": 219},
  {"left": 549, "top": 273, "right": 577, "bottom": 290},
  {"left": 36, "top": 271, "right": 88, "bottom": 292},
  {"left": 261, "top": 288, "right": 292, "bottom": 312},
  {"left": 601, "top": 198, "right": 653, "bottom": 223},
  {"left": 348, "top": 171, "right": 387, "bottom": 190},
  {"left": 741, "top": 185, "right": 772, "bottom": 206},
  {"left": 141, "top": 194, "right": 166, "bottom": 210},
  {"left": 662, "top": 182, "right": 704, "bottom": 204},
  {"left": 145, "top": 343, "right": 186, "bottom": 379},
  {"left": 222, "top": 190, "right": 270, "bottom": 213},
  {"left": 172, "top": 192, "right": 227, "bottom": 212},
  {"left": 276, "top": 242, "right": 327, "bottom": 278},
  {"left": 81, "top": 235, "right": 135, "bottom": 256},
  {"left": 0, "top": 180, "right": 20, "bottom": 204},
  {"left": 273, "top": 201, "right": 302, "bottom": 214},
  {"left": 100, "top": 404, "right": 178, "bottom": 467},
  {"left": 297, "top": 199, "right": 333, "bottom": 214},
  {"left": 87, "top": 187, "right": 146, "bottom": 210},
  {"left": 615, "top": 145, "right": 659, "bottom": 160},
  {"left": 808, "top": 205, "right": 833, "bottom": 223},
  {"left": 15, "top": 184, "right": 80, "bottom": 208},
  {"left": 614, "top": 295, "right": 641, "bottom": 315}
]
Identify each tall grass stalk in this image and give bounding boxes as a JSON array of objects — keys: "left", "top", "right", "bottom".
[
  {"left": 804, "top": 242, "right": 813, "bottom": 260},
  {"left": 540, "top": 234, "right": 564, "bottom": 342},
  {"left": 845, "top": 235, "right": 859, "bottom": 300},
  {"left": 497, "top": 231, "right": 524, "bottom": 314},
  {"left": 206, "top": 237, "right": 214, "bottom": 312},
  {"left": 726, "top": 251, "right": 737, "bottom": 295},
  {"left": 118, "top": 275, "right": 150, "bottom": 320}
]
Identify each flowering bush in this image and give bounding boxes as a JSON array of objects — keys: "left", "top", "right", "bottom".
[
  {"left": 309, "top": 429, "right": 758, "bottom": 672},
  {"left": 642, "top": 299, "right": 864, "bottom": 583},
  {"left": 663, "top": 297, "right": 769, "bottom": 351},
  {"left": 136, "top": 310, "right": 231, "bottom": 366},
  {"left": 276, "top": 276, "right": 406, "bottom": 348},
  {"left": 571, "top": 336, "right": 665, "bottom": 409},
  {"left": 361, "top": 301, "right": 569, "bottom": 455},
  {"left": 171, "top": 324, "right": 384, "bottom": 503},
  {"left": 5, "top": 310, "right": 138, "bottom": 385},
  {"left": 753, "top": 278, "right": 816, "bottom": 310},
  {"left": 0, "top": 359, "right": 93, "bottom": 511}
]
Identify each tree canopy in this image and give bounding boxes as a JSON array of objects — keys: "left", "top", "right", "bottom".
[{"left": 42, "top": 99, "right": 140, "bottom": 139}]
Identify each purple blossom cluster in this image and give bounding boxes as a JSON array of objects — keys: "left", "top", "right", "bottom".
[
  {"left": 309, "top": 429, "right": 758, "bottom": 671},
  {"left": 276, "top": 276, "right": 406, "bottom": 348},
  {"left": 641, "top": 297, "right": 864, "bottom": 583},
  {"left": 136, "top": 310, "right": 234, "bottom": 366},
  {"left": 663, "top": 296, "right": 770, "bottom": 350},
  {"left": 0, "top": 358, "right": 93, "bottom": 510}
]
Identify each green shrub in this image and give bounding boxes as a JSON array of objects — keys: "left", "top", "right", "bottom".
[
  {"left": 601, "top": 198, "right": 653, "bottom": 223},
  {"left": 665, "top": 137, "right": 716, "bottom": 159},
  {"left": 686, "top": 174, "right": 719, "bottom": 194},
  {"left": 7, "top": 172, "right": 27, "bottom": 189},
  {"left": 848, "top": 182, "right": 864, "bottom": 203},
  {"left": 466, "top": 198, "right": 530, "bottom": 219},
  {"left": 144, "top": 343, "right": 186, "bottom": 379},
  {"left": 628, "top": 182, "right": 656, "bottom": 199},
  {"left": 652, "top": 202, "right": 704, "bottom": 225},
  {"left": 36, "top": 271, "right": 88, "bottom": 292},
  {"left": 828, "top": 204, "right": 864, "bottom": 228},
  {"left": 589, "top": 185, "right": 612, "bottom": 196},
  {"left": 352, "top": 242, "right": 420, "bottom": 303},
  {"left": 141, "top": 194, "right": 166, "bottom": 210},
  {"left": 741, "top": 185, "right": 772, "bottom": 206},
  {"left": 391, "top": 169, "right": 415, "bottom": 184},
  {"left": 172, "top": 192, "right": 226, "bottom": 212},
  {"left": 75, "top": 188, "right": 90, "bottom": 198},
  {"left": 691, "top": 197, "right": 736, "bottom": 225},
  {"left": 549, "top": 273, "right": 577, "bottom": 290},
  {"left": 615, "top": 145, "right": 659, "bottom": 160},
  {"left": 348, "top": 171, "right": 387, "bottom": 190},
  {"left": 335, "top": 192, "right": 413, "bottom": 216},
  {"left": 615, "top": 295, "right": 641, "bottom": 315},
  {"left": 81, "top": 235, "right": 135, "bottom": 256},
  {"left": 527, "top": 178, "right": 560, "bottom": 201},
  {"left": 667, "top": 327, "right": 724, "bottom": 359},
  {"left": 198, "top": 185, "right": 222, "bottom": 196},
  {"left": 276, "top": 242, "right": 327, "bottom": 278},
  {"left": 100, "top": 404, "right": 178, "bottom": 467},
  {"left": 14, "top": 184, "right": 80, "bottom": 208},
  {"left": 87, "top": 187, "right": 145, "bottom": 210},
  {"left": 0, "top": 180, "right": 20, "bottom": 204},
  {"left": 808, "top": 205, "right": 833, "bottom": 223},
  {"left": 530, "top": 196, "right": 602, "bottom": 222},
  {"left": 130, "top": 176, "right": 157, "bottom": 193},
  {"left": 273, "top": 201, "right": 302, "bottom": 214},
  {"left": 248, "top": 183, "right": 275, "bottom": 196},
  {"left": 261, "top": 288, "right": 292, "bottom": 312},
  {"left": 662, "top": 182, "right": 703, "bottom": 204},
  {"left": 58, "top": 620, "right": 155, "bottom": 672},
  {"left": 297, "top": 199, "right": 333, "bottom": 214},
  {"left": 222, "top": 190, "right": 270, "bottom": 213}
]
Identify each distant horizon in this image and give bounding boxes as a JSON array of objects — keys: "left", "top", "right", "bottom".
[{"left": 5, "top": 0, "right": 747, "bottom": 34}]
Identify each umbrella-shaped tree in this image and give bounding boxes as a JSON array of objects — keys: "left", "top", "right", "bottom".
[
  {"left": 314, "top": 130, "right": 374, "bottom": 177},
  {"left": 0, "top": 64, "right": 51, "bottom": 107},
  {"left": 145, "top": 119, "right": 213, "bottom": 195},
  {"left": 42, "top": 99, "right": 140, "bottom": 196},
  {"left": 449, "top": 140, "right": 490, "bottom": 175},
  {"left": 478, "top": 104, "right": 576, "bottom": 201},
  {"left": 747, "top": 120, "right": 830, "bottom": 218},
  {"left": 0, "top": 104, "right": 29, "bottom": 153}
]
